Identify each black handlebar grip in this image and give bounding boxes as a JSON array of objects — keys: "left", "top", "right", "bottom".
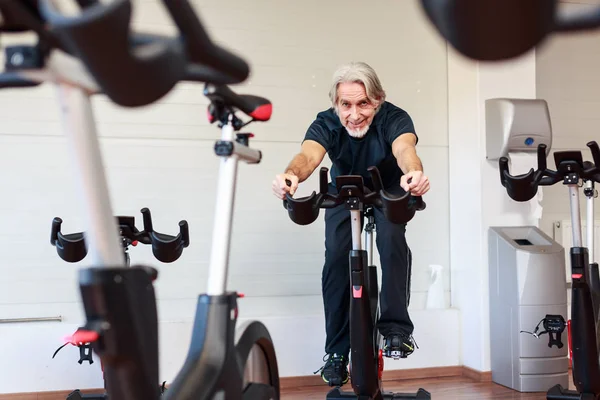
[
  {"left": 378, "top": 192, "right": 417, "bottom": 225},
  {"left": 161, "top": 0, "right": 249, "bottom": 84},
  {"left": 283, "top": 192, "right": 322, "bottom": 225},
  {"left": 555, "top": 4, "right": 600, "bottom": 32},
  {"left": 0, "top": 72, "right": 41, "bottom": 89},
  {"left": 588, "top": 141, "right": 600, "bottom": 168},
  {"left": 537, "top": 143, "right": 548, "bottom": 172},
  {"left": 368, "top": 166, "right": 384, "bottom": 192},
  {"left": 499, "top": 157, "right": 509, "bottom": 186},
  {"left": 179, "top": 220, "right": 190, "bottom": 247},
  {"left": 413, "top": 196, "right": 427, "bottom": 211},
  {"left": 285, "top": 179, "right": 292, "bottom": 187},
  {"left": 39, "top": 0, "right": 186, "bottom": 107},
  {"left": 76, "top": 0, "right": 99, "bottom": 7},
  {"left": 149, "top": 231, "right": 187, "bottom": 263},
  {"left": 51, "top": 217, "right": 62, "bottom": 245},
  {"left": 141, "top": 207, "right": 154, "bottom": 233},
  {"left": 319, "top": 167, "right": 329, "bottom": 194},
  {"left": 50, "top": 217, "right": 87, "bottom": 263}
]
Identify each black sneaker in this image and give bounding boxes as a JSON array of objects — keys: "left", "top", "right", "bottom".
[
  {"left": 383, "top": 333, "right": 418, "bottom": 359},
  {"left": 314, "top": 353, "right": 349, "bottom": 387}
]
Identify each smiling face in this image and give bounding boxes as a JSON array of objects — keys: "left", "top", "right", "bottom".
[{"left": 336, "top": 82, "right": 379, "bottom": 138}]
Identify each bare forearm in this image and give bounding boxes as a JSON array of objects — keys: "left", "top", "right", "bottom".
[
  {"left": 285, "top": 153, "right": 315, "bottom": 182},
  {"left": 397, "top": 146, "right": 423, "bottom": 173}
]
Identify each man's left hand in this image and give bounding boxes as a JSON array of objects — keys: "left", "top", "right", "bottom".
[{"left": 401, "top": 171, "right": 430, "bottom": 196}]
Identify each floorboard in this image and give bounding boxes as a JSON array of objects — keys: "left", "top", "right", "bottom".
[{"left": 281, "top": 374, "right": 575, "bottom": 399}]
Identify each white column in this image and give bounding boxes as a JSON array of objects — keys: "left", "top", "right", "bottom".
[{"left": 448, "top": 48, "right": 537, "bottom": 371}]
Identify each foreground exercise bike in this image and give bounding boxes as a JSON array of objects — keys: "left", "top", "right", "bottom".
[
  {"left": 0, "top": 1, "right": 279, "bottom": 399},
  {"left": 418, "top": 0, "right": 600, "bottom": 62},
  {"left": 51, "top": 208, "right": 189, "bottom": 267},
  {"left": 498, "top": 141, "right": 600, "bottom": 399},
  {"left": 50, "top": 208, "right": 189, "bottom": 400},
  {"left": 283, "top": 167, "right": 431, "bottom": 400}
]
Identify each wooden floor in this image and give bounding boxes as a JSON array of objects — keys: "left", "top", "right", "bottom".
[{"left": 281, "top": 375, "right": 574, "bottom": 399}]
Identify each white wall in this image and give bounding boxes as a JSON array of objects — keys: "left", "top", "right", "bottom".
[
  {"left": 448, "top": 47, "right": 538, "bottom": 371},
  {"left": 0, "top": 0, "right": 457, "bottom": 394}
]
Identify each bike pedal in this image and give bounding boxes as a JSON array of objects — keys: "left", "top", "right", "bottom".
[{"left": 385, "top": 349, "right": 408, "bottom": 360}]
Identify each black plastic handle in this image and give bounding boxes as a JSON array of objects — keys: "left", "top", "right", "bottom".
[
  {"left": 141, "top": 208, "right": 190, "bottom": 263},
  {"left": 499, "top": 157, "right": 510, "bottom": 188},
  {"left": 0, "top": 1, "right": 49, "bottom": 33},
  {"left": 584, "top": 141, "right": 600, "bottom": 183},
  {"left": 537, "top": 143, "right": 548, "bottom": 172},
  {"left": 498, "top": 163, "right": 539, "bottom": 202},
  {"left": 50, "top": 217, "right": 88, "bottom": 263},
  {"left": 368, "top": 166, "right": 425, "bottom": 224},
  {"left": 38, "top": 0, "right": 249, "bottom": 107},
  {"left": 161, "top": 0, "right": 249, "bottom": 83},
  {"left": 283, "top": 166, "right": 425, "bottom": 226},
  {"left": 0, "top": 1, "right": 68, "bottom": 89},
  {"left": 588, "top": 141, "right": 600, "bottom": 169},
  {"left": 283, "top": 192, "right": 323, "bottom": 225},
  {"left": 419, "top": 0, "right": 600, "bottom": 62},
  {"left": 39, "top": 0, "right": 186, "bottom": 107},
  {"left": 141, "top": 208, "right": 154, "bottom": 233},
  {"left": 554, "top": 5, "right": 600, "bottom": 32},
  {"left": 76, "top": 0, "right": 99, "bottom": 7},
  {"left": 419, "top": 0, "right": 558, "bottom": 61},
  {"left": 319, "top": 167, "right": 329, "bottom": 194},
  {"left": 0, "top": 72, "right": 41, "bottom": 89}
]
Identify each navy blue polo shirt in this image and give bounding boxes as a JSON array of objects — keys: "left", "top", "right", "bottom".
[{"left": 303, "top": 101, "right": 417, "bottom": 191}]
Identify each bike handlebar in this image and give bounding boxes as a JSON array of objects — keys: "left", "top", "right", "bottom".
[
  {"left": 499, "top": 141, "right": 600, "bottom": 202},
  {"left": 419, "top": 0, "right": 600, "bottom": 62},
  {"left": 283, "top": 166, "right": 425, "bottom": 226},
  {"left": 37, "top": 0, "right": 249, "bottom": 107},
  {"left": 50, "top": 208, "right": 190, "bottom": 263}
]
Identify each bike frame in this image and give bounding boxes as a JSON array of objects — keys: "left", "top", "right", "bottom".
[
  {"left": 584, "top": 179, "right": 596, "bottom": 263},
  {"left": 327, "top": 204, "right": 428, "bottom": 400},
  {"left": 163, "top": 107, "right": 279, "bottom": 400},
  {"left": 548, "top": 166, "right": 600, "bottom": 400},
  {"left": 207, "top": 116, "right": 261, "bottom": 295},
  {"left": 15, "top": 44, "right": 277, "bottom": 400},
  {"left": 22, "top": 50, "right": 126, "bottom": 269}
]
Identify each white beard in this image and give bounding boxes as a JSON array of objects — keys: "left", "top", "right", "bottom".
[{"left": 345, "top": 124, "right": 370, "bottom": 138}]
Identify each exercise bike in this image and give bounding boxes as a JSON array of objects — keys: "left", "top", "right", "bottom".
[
  {"left": 282, "top": 167, "right": 431, "bottom": 400},
  {"left": 0, "top": 1, "right": 279, "bottom": 399},
  {"left": 498, "top": 141, "right": 600, "bottom": 399},
  {"left": 50, "top": 208, "right": 189, "bottom": 400}
]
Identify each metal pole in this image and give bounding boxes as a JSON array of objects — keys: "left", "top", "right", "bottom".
[
  {"left": 0, "top": 316, "right": 63, "bottom": 324},
  {"left": 351, "top": 210, "right": 362, "bottom": 251},
  {"left": 570, "top": 185, "right": 583, "bottom": 248}
]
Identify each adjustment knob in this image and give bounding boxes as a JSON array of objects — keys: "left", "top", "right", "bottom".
[{"left": 236, "top": 133, "right": 254, "bottom": 146}]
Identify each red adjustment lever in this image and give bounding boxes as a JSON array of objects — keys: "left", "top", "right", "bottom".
[
  {"left": 132, "top": 240, "right": 138, "bottom": 246},
  {"left": 238, "top": 293, "right": 245, "bottom": 298},
  {"left": 64, "top": 330, "right": 99, "bottom": 345}
]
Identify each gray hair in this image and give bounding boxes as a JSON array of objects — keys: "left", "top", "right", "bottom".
[{"left": 328, "top": 62, "right": 386, "bottom": 112}]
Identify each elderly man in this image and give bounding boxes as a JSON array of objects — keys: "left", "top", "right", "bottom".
[{"left": 272, "top": 62, "right": 430, "bottom": 387}]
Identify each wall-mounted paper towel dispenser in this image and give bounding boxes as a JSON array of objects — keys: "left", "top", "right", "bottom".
[{"left": 486, "top": 98, "right": 553, "bottom": 160}]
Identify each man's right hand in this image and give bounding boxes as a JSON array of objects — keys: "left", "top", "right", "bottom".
[{"left": 272, "top": 173, "right": 299, "bottom": 200}]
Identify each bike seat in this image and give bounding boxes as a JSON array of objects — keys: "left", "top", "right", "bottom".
[{"left": 204, "top": 83, "right": 272, "bottom": 121}]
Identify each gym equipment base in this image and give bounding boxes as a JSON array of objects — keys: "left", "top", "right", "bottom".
[
  {"left": 66, "top": 390, "right": 106, "bottom": 400},
  {"left": 326, "top": 387, "right": 431, "bottom": 399},
  {"left": 547, "top": 384, "right": 598, "bottom": 399}
]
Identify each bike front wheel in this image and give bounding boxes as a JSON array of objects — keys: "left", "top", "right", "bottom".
[{"left": 235, "top": 320, "right": 281, "bottom": 400}]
